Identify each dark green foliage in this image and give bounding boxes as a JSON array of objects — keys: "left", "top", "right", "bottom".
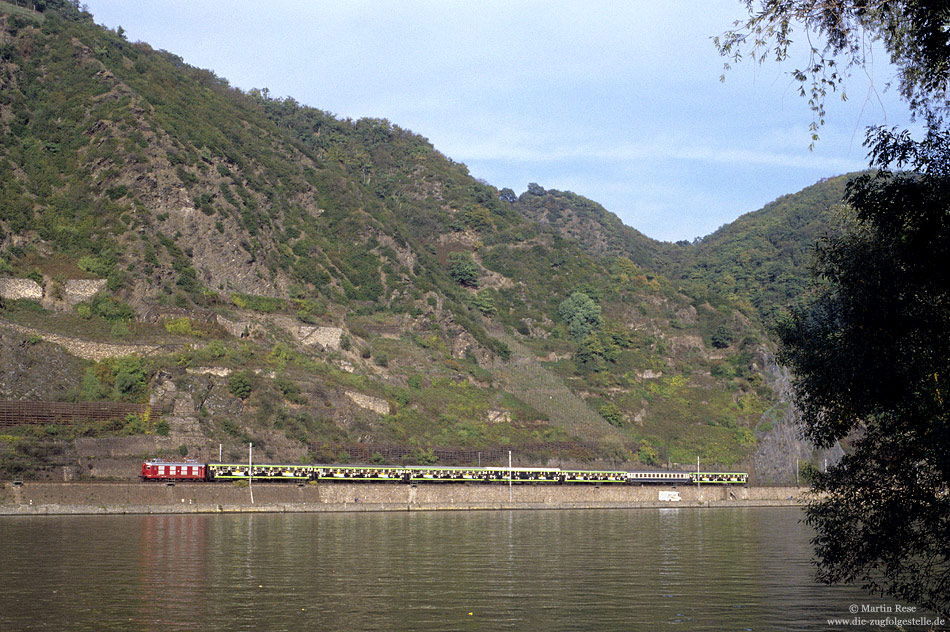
[
  {"left": 112, "top": 357, "right": 146, "bottom": 399},
  {"left": 780, "top": 128, "right": 950, "bottom": 616},
  {"left": 25, "top": 268, "right": 43, "bottom": 285},
  {"left": 637, "top": 440, "right": 659, "bottom": 465},
  {"left": 221, "top": 418, "right": 240, "bottom": 437},
  {"left": 710, "top": 325, "right": 734, "bottom": 349},
  {"left": 599, "top": 402, "right": 624, "bottom": 427},
  {"left": 468, "top": 290, "right": 496, "bottom": 314},
  {"left": 90, "top": 294, "right": 134, "bottom": 321},
  {"left": 275, "top": 376, "right": 307, "bottom": 405},
  {"left": 227, "top": 371, "right": 253, "bottom": 399},
  {"left": 682, "top": 175, "right": 851, "bottom": 325},
  {"left": 79, "top": 356, "right": 148, "bottom": 402},
  {"left": 448, "top": 252, "right": 479, "bottom": 287},
  {"left": 558, "top": 291, "right": 603, "bottom": 340},
  {"left": 77, "top": 254, "right": 112, "bottom": 277}
]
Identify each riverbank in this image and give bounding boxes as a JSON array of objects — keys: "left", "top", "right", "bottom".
[{"left": 0, "top": 481, "right": 806, "bottom": 515}]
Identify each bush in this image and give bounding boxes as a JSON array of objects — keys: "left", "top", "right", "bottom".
[
  {"left": 25, "top": 269, "right": 43, "bottom": 285},
  {"left": 77, "top": 255, "right": 112, "bottom": 277},
  {"left": 227, "top": 372, "right": 253, "bottom": 399},
  {"left": 599, "top": 402, "right": 625, "bottom": 427},
  {"left": 469, "top": 290, "right": 496, "bottom": 314},
  {"left": 91, "top": 295, "right": 135, "bottom": 321},
  {"left": 164, "top": 317, "right": 196, "bottom": 336},
  {"left": 448, "top": 252, "right": 479, "bottom": 287},
  {"left": 710, "top": 325, "right": 735, "bottom": 349},
  {"left": 112, "top": 357, "right": 147, "bottom": 401},
  {"left": 637, "top": 441, "right": 659, "bottom": 466},
  {"left": 231, "top": 293, "right": 284, "bottom": 313},
  {"left": 155, "top": 420, "right": 170, "bottom": 436}
]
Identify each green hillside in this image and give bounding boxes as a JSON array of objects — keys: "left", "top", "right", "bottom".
[
  {"left": 681, "top": 175, "right": 854, "bottom": 325},
  {"left": 0, "top": 1, "right": 845, "bottom": 481}
]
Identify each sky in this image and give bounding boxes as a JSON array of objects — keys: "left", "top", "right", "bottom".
[{"left": 81, "top": 1, "right": 917, "bottom": 242}]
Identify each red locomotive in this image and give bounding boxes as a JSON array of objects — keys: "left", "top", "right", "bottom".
[{"left": 141, "top": 459, "right": 207, "bottom": 481}]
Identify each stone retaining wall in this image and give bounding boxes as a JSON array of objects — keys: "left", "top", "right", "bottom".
[
  {"left": 0, "top": 278, "right": 43, "bottom": 301},
  {"left": 0, "top": 482, "right": 806, "bottom": 515},
  {"left": 63, "top": 279, "right": 106, "bottom": 305},
  {"left": 0, "top": 321, "right": 167, "bottom": 361}
]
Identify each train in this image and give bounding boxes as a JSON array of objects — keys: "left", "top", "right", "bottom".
[{"left": 141, "top": 459, "right": 748, "bottom": 485}]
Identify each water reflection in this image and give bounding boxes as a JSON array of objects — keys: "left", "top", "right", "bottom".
[{"left": 0, "top": 508, "right": 900, "bottom": 631}]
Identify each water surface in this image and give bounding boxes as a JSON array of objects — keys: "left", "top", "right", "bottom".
[{"left": 0, "top": 508, "right": 901, "bottom": 630}]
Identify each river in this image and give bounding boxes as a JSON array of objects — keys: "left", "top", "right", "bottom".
[{"left": 0, "top": 507, "right": 916, "bottom": 631}]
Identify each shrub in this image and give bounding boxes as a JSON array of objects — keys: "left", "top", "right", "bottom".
[
  {"left": 227, "top": 372, "right": 253, "bottom": 399},
  {"left": 155, "top": 420, "right": 170, "bottom": 436},
  {"left": 637, "top": 441, "right": 659, "bottom": 466},
  {"left": 710, "top": 325, "right": 735, "bottom": 349},
  {"left": 25, "top": 269, "right": 43, "bottom": 285},
  {"left": 599, "top": 402, "right": 625, "bottom": 427},
  {"left": 77, "top": 255, "right": 112, "bottom": 277},
  {"left": 469, "top": 290, "right": 496, "bottom": 314},
  {"left": 558, "top": 291, "right": 603, "bottom": 340},
  {"left": 448, "top": 252, "right": 479, "bottom": 287},
  {"left": 231, "top": 293, "right": 283, "bottom": 313},
  {"left": 91, "top": 295, "right": 135, "bottom": 321},
  {"left": 164, "top": 317, "right": 196, "bottom": 336}
]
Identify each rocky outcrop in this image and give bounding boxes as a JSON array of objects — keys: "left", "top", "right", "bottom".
[
  {"left": 270, "top": 315, "right": 344, "bottom": 351},
  {"left": 345, "top": 391, "right": 390, "bottom": 415},
  {"left": 297, "top": 325, "right": 343, "bottom": 351},
  {"left": 752, "top": 349, "right": 844, "bottom": 485},
  {"left": 486, "top": 409, "right": 511, "bottom": 424},
  {"left": 186, "top": 367, "right": 232, "bottom": 377}
]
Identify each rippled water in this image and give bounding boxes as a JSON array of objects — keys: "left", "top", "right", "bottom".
[{"left": 0, "top": 508, "right": 896, "bottom": 631}]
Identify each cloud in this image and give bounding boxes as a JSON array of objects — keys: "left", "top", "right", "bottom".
[{"left": 445, "top": 135, "right": 868, "bottom": 173}]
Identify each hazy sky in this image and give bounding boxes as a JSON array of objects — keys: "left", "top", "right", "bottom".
[{"left": 82, "top": 1, "right": 916, "bottom": 242}]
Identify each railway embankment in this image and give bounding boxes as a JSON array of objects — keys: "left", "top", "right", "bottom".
[{"left": 0, "top": 481, "right": 806, "bottom": 515}]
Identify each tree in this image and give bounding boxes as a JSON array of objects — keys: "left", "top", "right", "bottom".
[
  {"left": 779, "top": 127, "right": 950, "bottom": 615},
  {"left": 721, "top": 2, "right": 950, "bottom": 613},
  {"left": 716, "top": 1, "right": 950, "bottom": 137},
  {"left": 448, "top": 252, "right": 479, "bottom": 288},
  {"left": 227, "top": 371, "right": 253, "bottom": 400},
  {"left": 558, "top": 291, "right": 604, "bottom": 341},
  {"left": 710, "top": 324, "right": 735, "bottom": 349}
]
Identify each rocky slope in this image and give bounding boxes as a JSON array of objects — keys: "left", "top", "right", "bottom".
[{"left": 0, "top": 1, "right": 847, "bottom": 482}]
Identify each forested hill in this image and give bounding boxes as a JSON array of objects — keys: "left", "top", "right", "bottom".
[
  {"left": 512, "top": 183, "right": 682, "bottom": 273},
  {"left": 508, "top": 176, "right": 855, "bottom": 327},
  {"left": 0, "top": 1, "right": 845, "bottom": 480},
  {"left": 680, "top": 175, "right": 854, "bottom": 324}
]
